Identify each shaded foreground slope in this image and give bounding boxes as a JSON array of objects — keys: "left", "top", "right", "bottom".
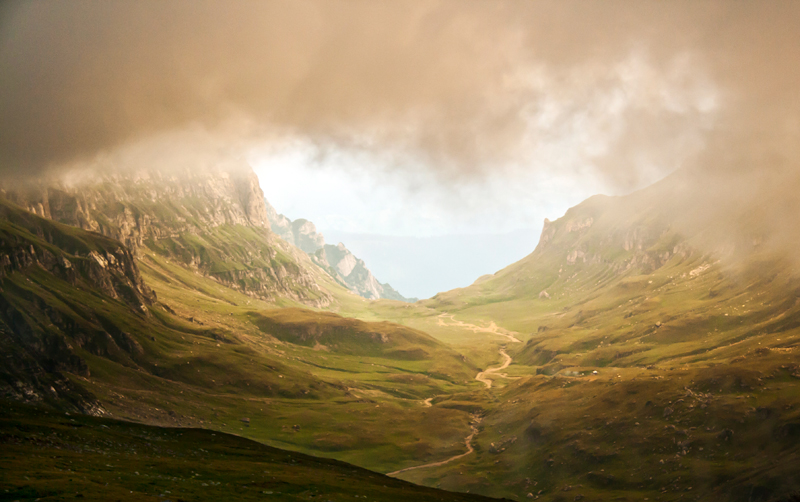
[{"left": 0, "top": 402, "right": 510, "bottom": 502}]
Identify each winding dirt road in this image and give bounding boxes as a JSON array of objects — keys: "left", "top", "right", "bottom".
[
  {"left": 437, "top": 314, "right": 522, "bottom": 343},
  {"left": 387, "top": 415, "right": 482, "bottom": 476},
  {"left": 475, "top": 348, "right": 513, "bottom": 388},
  {"left": 392, "top": 313, "right": 523, "bottom": 477},
  {"left": 437, "top": 312, "right": 521, "bottom": 388}
]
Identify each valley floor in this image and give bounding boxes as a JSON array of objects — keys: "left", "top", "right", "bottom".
[{"left": 5, "top": 198, "right": 800, "bottom": 502}]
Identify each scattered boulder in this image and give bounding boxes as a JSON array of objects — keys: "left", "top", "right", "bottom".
[{"left": 716, "top": 428, "right": 734, "bottom": 441}]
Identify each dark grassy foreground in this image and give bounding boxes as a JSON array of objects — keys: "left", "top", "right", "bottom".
[{"left": 0, "top": 402, "right": 509, "bottom": 502}]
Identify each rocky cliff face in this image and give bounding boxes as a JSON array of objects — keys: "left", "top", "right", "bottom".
[
  {"left": 0, "top": 199, "right": 156, "bottom": 309},
  {"left": 264, "top": 200, "right": 326, "bottom": 253},
  {"left": 7, "top": 166, "right": 269, "bottom": 251},
  {"left": 265, "top": 200, "right": 415, "bottom": 302},
  {"left": 2, "top": 166, "right": 331, "bottom": 307},
  {"left": 0, "top": 199, "right": 157, "bottom": 413},
  {"left": 428, "top": 174, "right": 710, "bottom": 309},
  {"left": 310, "top": 243, "right": 413, "bottom": 302},
  {"left": 532, "top": 194, "right": 690, "bottom": 275}
]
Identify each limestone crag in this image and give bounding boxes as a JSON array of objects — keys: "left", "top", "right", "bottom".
[
  {"left": 265, "top": 200, "right": 415, "bottom": 302},
  {"left": 0, "top": 200, "right": 155, "bottom": 310},
  {"left": 534, "top": 194, "right": 693, "bottom": 276},
  {"left": 5, "top": 166, "right": 269, "bottom": 251},
  {"left": 290, "top": 220, "right": 326, "bottom": 254},
  {"left": 2, "top": 166, "right": 331, "bottom": 307},
  {"left": 313, "top": 243, "right": 380, "bottom": 300},
  {"left": 264, "top": 200, "right": 326, "bottom": 253},
  {"left": 264, "top": 199, "right": 293, "bottom": 240}
]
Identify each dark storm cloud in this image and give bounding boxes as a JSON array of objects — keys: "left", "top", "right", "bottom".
[{"left": 0, "top": 0, "right": 798, "bottom": 188}]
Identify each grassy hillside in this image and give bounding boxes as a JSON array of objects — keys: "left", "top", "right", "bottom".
[
  {"left": 2, "top": 167, "right": 341, "bottom": 307},
  {"left": 251, "top": 308, "right": 456, "bottom": 360},
  {"left": 0, "top": 402, "right": 511, "bottom": 502},
  {"left": 128, "top": 249, "right": 483, "bottom": 472},
  {"left": 0, "top": 199, "right": 488, "bottom": 480},
  {"left": 333, "top": 173, "right": 800, "bottom": 501},
  {"left": 6, "top": 166, "right": 800, "bottom": 502}
]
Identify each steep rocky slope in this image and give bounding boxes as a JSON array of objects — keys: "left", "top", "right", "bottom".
[
  {"left": 265, "top": 199, "right": 416, "bottom": 302},
  {"left": 312, "top": 243, "right": 414, "bottom": 301},
  {"left": 2, "top": 165, "right": 332, "bottom": 306},
  {"left": 0, "top": 198, "right": 155, "bottom": 412},
  {"left": 0, "top": 198, "right": 491, "bottom": 500}
]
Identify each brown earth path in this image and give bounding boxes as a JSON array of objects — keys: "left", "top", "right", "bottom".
[
  {"left": 474, "top": 348, "right": 513, "bottom": 389},
  {"left": 393, "top": 314, "right": 523, "bottom": 476},
  {"left": 386, "top": 415, "right": 482, "bottom": 476}
]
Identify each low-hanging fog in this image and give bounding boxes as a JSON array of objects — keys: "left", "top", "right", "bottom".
[{"left": 1, "top": 1, "right": 798, "bottom": 297}]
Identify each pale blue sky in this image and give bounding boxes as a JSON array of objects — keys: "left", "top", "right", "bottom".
[{"left": 247, "top": 50, "right": 718, "bottom": 298}]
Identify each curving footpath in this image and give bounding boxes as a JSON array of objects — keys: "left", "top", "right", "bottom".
[
  {"left": 392, "top": 314, "right": 523, "bottom": 477},
  {"left": 475, "top": 348, "right": 513, "bottom": 388},
  {"left": 387, "top": 415, "right": 482, "bottom": 476},
  {"left": 437, "top": 313, "right": 522, "bottom": 343}
]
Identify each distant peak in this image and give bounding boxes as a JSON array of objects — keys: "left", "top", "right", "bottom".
[{"left": 263, "top": 197, "right": 415, "bottom": 302}]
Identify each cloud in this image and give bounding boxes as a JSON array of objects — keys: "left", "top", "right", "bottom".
[{"left": 2, "top": 0, "right": 797, "bottom": 190}]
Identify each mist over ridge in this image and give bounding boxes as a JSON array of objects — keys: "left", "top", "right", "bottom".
[{"left": 3, "top": 4, "right": 800, "bottom": 501}]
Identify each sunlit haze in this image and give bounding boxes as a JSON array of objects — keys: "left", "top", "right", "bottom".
[{"left": 2, "top": 3, "right": 800, "bottom": 501}]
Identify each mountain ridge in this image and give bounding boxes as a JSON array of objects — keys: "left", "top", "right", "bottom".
[
  {"left": 264, "top": 198, "right": 417, "bottom": 302},
  {"left": 381, "top": 167, "right": 800, "bottom": 500},
  {"left": 0, "top": 192, "right": 482, "bottom": 479},
  {"left": 3, "top": 162, "right": 800, "bottom": 501},
  {"left": 1, "top": 165, "right": 336, "bottom": 307}
]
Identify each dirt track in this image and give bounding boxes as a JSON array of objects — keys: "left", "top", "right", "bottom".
[
  {"left": 386, "top": 415, "right": 482, "bottom": 476},
  {"left": 395, "top": 314, "right": 522, "bottom": 476},
  {"left": 475, "top": 348, "right": 513, "bottom": 388}
]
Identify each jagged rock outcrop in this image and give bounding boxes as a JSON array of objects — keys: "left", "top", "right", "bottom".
[
  {"left": 290, "top": 219, "right": 326, "bottom": 254},
  {"left": 264, "top": 200, "right": 326, "bottom": 253},
  {"left": 2, "top": 165, "right": 331, "bottom": 307},
  {"left": 312, "top": 243, "right": 414, "bottom": 301},
  {"left": 265, "top": 200, "right": 415, "bottom": 302},
  {"left": 0, "top": 199, "right": 155, "bottom": 309},
  {"left": 533, "top": 194, "right": 693, "bottom": 276},
  {"left": 264, "top": 199, "right": 293, "bottom": 238},
  {"left": 7, "top": 166, "right": 270, "bottom": 251},
  {"left": 0, "top": 199, "right": 157, "bottom": 413}
]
